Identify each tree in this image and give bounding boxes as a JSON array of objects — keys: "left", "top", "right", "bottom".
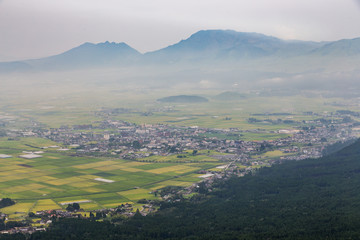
[
  {"left": 73, "top": 203, "right": 80, "bottom": 211},
  {"left": 66, "top": 203, "right": 80, "bottom": 212},
  {"left": 0, "top": 198, "right": 15, "bottom": 208},
  {"left": 133, "top": 209, "right": 142, "bottom": 218},
  {"left": 66, "top": 204, "right": 74, "bottom": 212},
  {"left": 28, "top": 212, "right": 36, "bottom": 218}
]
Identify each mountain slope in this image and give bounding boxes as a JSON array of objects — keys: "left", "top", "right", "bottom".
[
  {"left": 157, "top": 95, "right": 208, "bottom": 103},
  {"left": 0, "top": 61, "right": 33, "bottom": 73},
  {"left": 311, "top": 38, "right": 360, "bottom": 56},
  {"left": 145, "top": 30, "right": 325, "bottom": 62},
  {"left": 25, "top": 42, "right": 141, "bottom": 70}
]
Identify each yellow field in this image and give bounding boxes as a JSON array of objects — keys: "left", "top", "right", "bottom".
[
  {"left": 120, "top": 167, "right": 143, "bottom": 172},
  {"left": 149, "top": 185, "right": 166, "bottom": 190},
  {"left": 31, "top": 199, "right": 61, "bottom": 212},
  {"left": 262, "top": 150, "right": 287, "bottom": 158},
  {"left": 147, "top": 165, "right": 197, "bottom": 174},
  {"left": 0, "top": 165, "right": 23, "bottom": 171},
  {"left": 74, "top": 160, "right": 118, "bottom": 169},
  {"left": 78, "top": 174, "right": 101, "bottom": 180},
  {"left": 188, "top": 173, "right": 205, "bottom": 178},
  {"left": 0, "top": 171, "right": 21, "bottom": 176},
  {"left": 46, "top": 176, "right": 86, "bottom": 186},
  {"left": 69, "top": 181, "right": 99, "bottom": 188},
  {"left": 29, "top": 175, "right": 58, "bottom": 182},
  {"left": 94, "top": 161, "right": 150, "bottom": 171},
  {"left": 94, "top": 165, "right": 119, "bottom": 171},
  {"left": 5, "top": 183, "right": 46, "bottom": 193},
  {"left": 1, "top": 203, "right": 34, "bottom": 215},
  {"left": 121, "top": 162, "right": 151, "bottom": 167},
  {"left": 0, "top": 175, "right": 29, "bottom": 182},
  {"left": 32, "top": 189, "right": 50, "bottom": 194},
  {"left": 58, "top": 199, "right": 90, "bottom": 205},
  {"left": 157, "top": 180, "right": 193, "bottom": 187},
  {"left": 118, "top": 188, "right": 153, "bottom": 200},
  {"left": 77, "top": 203, "right": 101, "bottom": 210},
  {"left": 26, "top": 172, "right": 51, "bottom": 178},
  {"left": 0, "top": 137, "right": 220, "bottom": 218}
]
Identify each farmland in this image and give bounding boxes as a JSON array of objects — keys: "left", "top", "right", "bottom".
[
  {"left": 0, "top": 89, "right": 359, "bottom": 222},
  {"left": 0, "top": 137, "right": 222, "bottom": 220}
]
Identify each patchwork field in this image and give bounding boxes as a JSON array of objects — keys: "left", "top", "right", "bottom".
[
  {"left": 0, "top": 138, "right": 222, "bottom": 220},
  {"left": 0, "top": 91, "right": 354, "bottom": 221}
]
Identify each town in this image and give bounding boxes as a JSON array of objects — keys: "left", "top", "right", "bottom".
[{"left": 0, "top": 108, "right": 359, "bottom": 235}]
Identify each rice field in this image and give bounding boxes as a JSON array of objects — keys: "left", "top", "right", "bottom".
[
  {"left": 0, "top": 138, "right": 221, "bottom": 219},
  {"left": 0, "top": 94, "right": 342, "bottom": 220}
]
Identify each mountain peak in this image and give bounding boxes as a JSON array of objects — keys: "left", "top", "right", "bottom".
[
  {"left": 76, "top": 41, "right": 135, "bottom": 51},
  {"left": 23, "top": 41, "right": 141, "bottom": 70},
  {"left": 168, "top": 29, "right": 281, "bottom": 52},
  {"left": 146, "top": 29, "right": 311, "bottom": 61},
  {"left": 1, "top": 29, "right": 359, "bottom": 72}
]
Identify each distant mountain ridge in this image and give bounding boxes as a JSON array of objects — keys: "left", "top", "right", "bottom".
[
  {"left": 145, "top": 30, "right": 325, "bottom": 62},
  {"left": 310, "top": 37, "right": 360, "bottom": 56},
  {"left": 23, "top": 41, "right": 141, "bottom": 70},
  {"left": 0, "top": 29, "right": 359, "bottom": 72}
]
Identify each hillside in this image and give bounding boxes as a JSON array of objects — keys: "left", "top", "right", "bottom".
[
  {"left": 157, "top": 95, "right": 208, "bottom": 103},
  {"left": 4, "top": 42, "right": 141, "bottom": 71},
  {"left": 212, "top": 91, "right": 247, "bottom": 101},
  {"left": 311, "top": 38, "right": 360, "bottom": 56},
  {"left": 25, "top": 139, "right": 360, "bottom": 239},
  {"left": 146, "top": 30, "right": 324, "bottom": 62}
]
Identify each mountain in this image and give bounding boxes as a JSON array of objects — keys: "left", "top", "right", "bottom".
[
  {"left": 311, "top": 37, "right": 360, "bottom": 56},
  {"left": 0, "top": 30, "right": 359, "bottom": 73},
  {"left": 145, "top": 30, "right": 325, "bottom": 63},
  {"left": 0, "top": 42, "right": 141, "bottom": 71},
  {"left": 26, "top": 41, "right": 141, "bottom": 70},
  {"left": 0, "top": 61, "right": 32, "bottom": 73}
]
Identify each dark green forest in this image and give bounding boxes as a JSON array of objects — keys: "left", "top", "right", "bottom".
[{"left": 6, "top": 139, "right": 360, "bottom": 239}]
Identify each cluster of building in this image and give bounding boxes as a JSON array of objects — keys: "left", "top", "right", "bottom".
[
  {"left": 12, "top": 111, "right": 354, "bottom": 166},
  {"left": 0, "top": 109, "right": 359, "bottom": 234}
]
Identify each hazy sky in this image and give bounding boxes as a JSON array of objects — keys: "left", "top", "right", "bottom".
[{"left": 1, "top": 0, "right": 360, "bottom": 60}]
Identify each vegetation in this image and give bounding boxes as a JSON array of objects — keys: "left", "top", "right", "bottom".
[
  {"left": 66, "top": 203, "right": 80, "bottom": 212},
  {"left": 0, "top": 198, "right": 15, "bottom": 209},
  {"left": 157, "top": 95, "right": 208, "bottom": 103},
  {"left": 10, "top": 139, "right": 360, "bottom": 239},
  {"left": 212, "top": 91, "right": 247, "bottom": 101},
  {"left": 0, "top": 138, "right": 221, "bottom": 219}
]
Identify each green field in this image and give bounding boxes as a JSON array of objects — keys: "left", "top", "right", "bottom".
[
  {"left": 0, "top": 84, "right": 349, "bottom": 130},
  {"left": 0, "top": 138, "right": 222, "bottom": 220},
  {"left": 1, "top": 87, "right": 357, "bottom": 220}
]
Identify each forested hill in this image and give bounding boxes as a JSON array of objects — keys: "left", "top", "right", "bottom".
[
  {"left": 157, "top": 95, "right": 208, "bottom": 103},
  {"left": 22, "top": 139, "right": 360, "bottom": 239}
]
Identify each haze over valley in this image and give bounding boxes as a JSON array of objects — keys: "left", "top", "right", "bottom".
[
  {"left": 1, "top": 29, "right": 360, "bottom": 101},
  {"left": 1, "top": 1, "right": 360, "bottom": 238}
]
